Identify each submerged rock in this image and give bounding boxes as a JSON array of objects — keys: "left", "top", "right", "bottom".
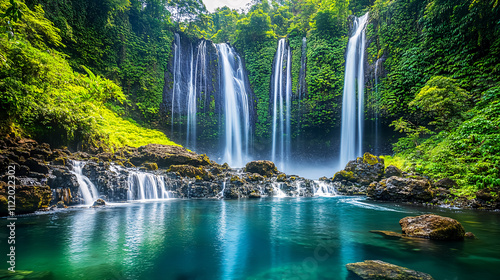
[
  {"left": 399, "top": 214, "right": 465, "bottom": 241},
  {"left": 92, "top": 199, "right": 106, "bottom": 207},
  {"left": 369, "top": 230, "right": 403, "bottom": 239},
  {"left": 0, "top": 270, "right": 53, "bottom": 280},
  {"left": 346, "top": 260, "right": 434, "bottom": 280},
  {"left": 244, "top": 160, "right": 278, "bottom": 177}
]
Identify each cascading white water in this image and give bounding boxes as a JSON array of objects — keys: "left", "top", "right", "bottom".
[
  {"left": 217, "top": 43, "right": 251, "bottom": 167},
  {"left": 171, "top": 33, "right": 182, "bottom": 134},
  {"left": 271, "top": 38, "right": 292, "bottom": 171},
  {"left": 313, "top": 180, "right": 337, "bottom": 197},
  {"left": 71, "top": 161, "right": 99, "bottom": 205},
  {"left": 339, "top": 13, "right": 369, "bottom": 169},
  {"left": 271, "top": 182, "right": 287, "bottom": 197},
  {"left": 374, "top": 58, "right": 381, "bottom": 155},
  {"left": 127, "top": 172, "right": 172, "bottom": 201}
]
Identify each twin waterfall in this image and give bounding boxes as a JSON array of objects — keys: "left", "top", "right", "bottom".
[
  {"left": 339, "top": 13, "right": 369, "bottom": 169},
  {"left": 169, "top": 34, "right": 251, "bottom": 167},
  {"left": 271, "top": 38, "right": 292, "bottom": 171}
]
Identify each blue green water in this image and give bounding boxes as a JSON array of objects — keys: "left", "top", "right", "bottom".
[{"left": 2, "top": 197, "right": 500, "bottom": 279}]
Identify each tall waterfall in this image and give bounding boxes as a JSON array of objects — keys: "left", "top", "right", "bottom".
[
  {"left": 127, "top": 172, "right": 173, "bottom": 201},
  {"left": 170, "top": 33, "right": 209, "bottom": 151},
  {"left": 71, "top": 161, "right": 99, "bottom": 205},
  {"left": 374, "top": 58, "right": 381, "bottom": 155},
  {"left": 271, "top": 38, "right": 292, "bottom": 171},
  {"left": 339, "top": 13, "right": 369, "bottom": 169},
  {"left": 217, "top": 43, "right": 251, "bottom": 167}
]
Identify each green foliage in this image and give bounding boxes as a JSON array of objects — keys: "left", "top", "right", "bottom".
[
  {"left": 0, "top": 1, "right": 177, "bottom": 150},
  {"left": 410, "top": 76, "right": 470, "bottom": 129}
]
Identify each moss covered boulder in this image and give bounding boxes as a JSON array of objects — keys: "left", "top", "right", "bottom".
[
  {"left": 168, "top": 165, "right": 214, "bottom": 180},
  {"left": 336, "top": 153, "right": 385, "bottom": 186},
  {"left": 346, "top": 260, "right": 434, "bottom": 280},
  {"left": 129, "top": 144, "right": 212, "bottom": 169},
  {"left": 399, "top": 214, "right": 466, "bottom": 241},
  {"left": 0, "top": 182, "right": 52, "bottom": 216},
  {"left": 244, "top": 160, "right": 278, "bottom": 177}
]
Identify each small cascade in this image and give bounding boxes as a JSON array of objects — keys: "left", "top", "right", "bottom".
[
  {"left": 217, "top": 181, "right": 226, "bottom": 199},
  {"left": 313, "top": 180, "right": 337, "bottom": 197},
  {"left": 217, "top": 43, "right": 252, "bottom": 167},
  {"left": 271, "top": 38, "right": 292, "bottom": 171},
  {"left": 271, "top": 182, "right": 287, "bottom": 197},
  {"left": 339, "top": 13, "right": 369, "bottom": 169},
  {"left": 127, "top": 172, "right": 172, "bottom": 201},
  {"left": 71, "top": 161, "right": 99, "bottom": 205}
]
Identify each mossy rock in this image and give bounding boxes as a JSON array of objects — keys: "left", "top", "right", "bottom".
[
  {"left": 277, "top": 174, "right": 286, "bottom": 182},
  {"left": 363, "top": 152, "right": 381, "bottom": 165},
  {"left": 399, "top": 214, "right": 465, "bottom": 241},
  {"left": 333, "top": 170, "right": 354, "bottom": 181},
  {"left": 0, "top": 182, "right": 52, "bottom": 216},
  {"left": 0, "top": 270, "right": 53, "bottom": 280},
  {"left": 167, "top": 165, "right": 213, "bottom": 180},
  {"left": 244, "top": 160, "right": 278, "bottom": 177},
  {"left": 144, "top": 162, "right": 158, "bottom": 170},
  {"left": 346, "top": 260, "right": 434, "bottom": 280}
]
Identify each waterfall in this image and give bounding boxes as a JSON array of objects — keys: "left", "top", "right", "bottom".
[
  {"left": 170, "top": 34, "right": 209, "bottom": 151},
  {"left": 312, "top": 180, "right": 337, "bottom": 197},
  {"left": 127, "top": 172, "right": 172, "bottom": 201},
  {"left": 374, "top": 58, "right": 381, "bottom": 155},
  {"left": 217, "top": 43, "right": 251, "bottom": 167},
  {"left": 271, "top": 182, "right": 287, "bottom": 197},
  {"left": 271, "top": 38, "right": 292, "bottom": 171},
  {"left": 71, "top": 161, "right": 99, "bottom": 205},
  {"left": 171, "top": 33, "right": 182, "bottom": 135},
  {"left": 339, "top": 13, "right": 369, "bottom": 169}
]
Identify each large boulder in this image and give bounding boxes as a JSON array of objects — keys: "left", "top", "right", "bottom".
[
  {"left": 0, "top": 182, "right": 52, "bottom": 216},
  {"left": 128, "top": 144, "right": 212, "bottom": 169},
  {"left": 338, "top": 153, "right": 385, "bottom": 186},
  {"left": 244, "top": 160, "right": 278, "bottom": 177},
  {"left": 346, "top": 260, "right": 434, "bottom": 280},
  {"left": 168, "top": 164, "right": 214, "bottom": 180},
  {"left": 367, "top": 176, "right": 434, "bottom": 202},
  {"left": 384, "top": 165, "right": 403, "bottom": 178},
  {"left": 399, "top": 214, "right": 465, "bottom": 241}
]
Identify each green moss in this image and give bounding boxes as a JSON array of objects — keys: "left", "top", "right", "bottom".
[
  {"left": 363, "top": 153, "right": 380, "bottom": 165},
  {"left": 144, "top": 162, "right": 158, "bottom": 171},
  {"left": 333, "top": 170, "right": 354, "bottom": 181},
  {"left": 277, "top": 174, "right": 286, "bottom": 182}
]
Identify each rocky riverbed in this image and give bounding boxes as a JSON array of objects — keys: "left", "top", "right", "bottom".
[{"left": 1, "top": 136, "right": 499, "bottom": 216}]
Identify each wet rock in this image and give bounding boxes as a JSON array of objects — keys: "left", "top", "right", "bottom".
[
  {"left": 465, "top": 232, "right": 476, "bottom": 239},
  {"left": 0, "top": 182, "right": 52, "bottom": 216},
  {"left": 333, "top": 153, "right": 384, "bottom": 195},
  {"left": 55, "top": 201, "right": 67, "bottom": 208},
  {"left": 399, "top": 214, "right": 465, "bottom": 241},
  {"left": 144, "top": 162, "right": 158, "bottom": 171},
  {"left": 244, "top": 160, "right": 278, "bottom": 177},
  {"left": 346, "top": 260, "right": 434, "bottom": 280},
  {"left": 476, "top": 189, "right": 494, "bottom": 201},
  {"left": 92, "top": 199, "right": 106, "bottom": 207},
  {"left": 434, "top": 178, "right": 458, "bottom": 189},
  {"left": 367, "top": 176, "right": 434, "bottom": 203},
  {"left": 385, "top": 165, "right": 403, "bottom": 178},
  {"left": 24, "top": 159, "right": 50, "bottom": 174},
  {"left": 249, "top": 191, "right": 261, "bottom": 198},
  {"left": 168, "top": 165, "right": 213, "bottom": 180},
  {"left": 129, "top": 144, "right": 211, "bottom": 169}
]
